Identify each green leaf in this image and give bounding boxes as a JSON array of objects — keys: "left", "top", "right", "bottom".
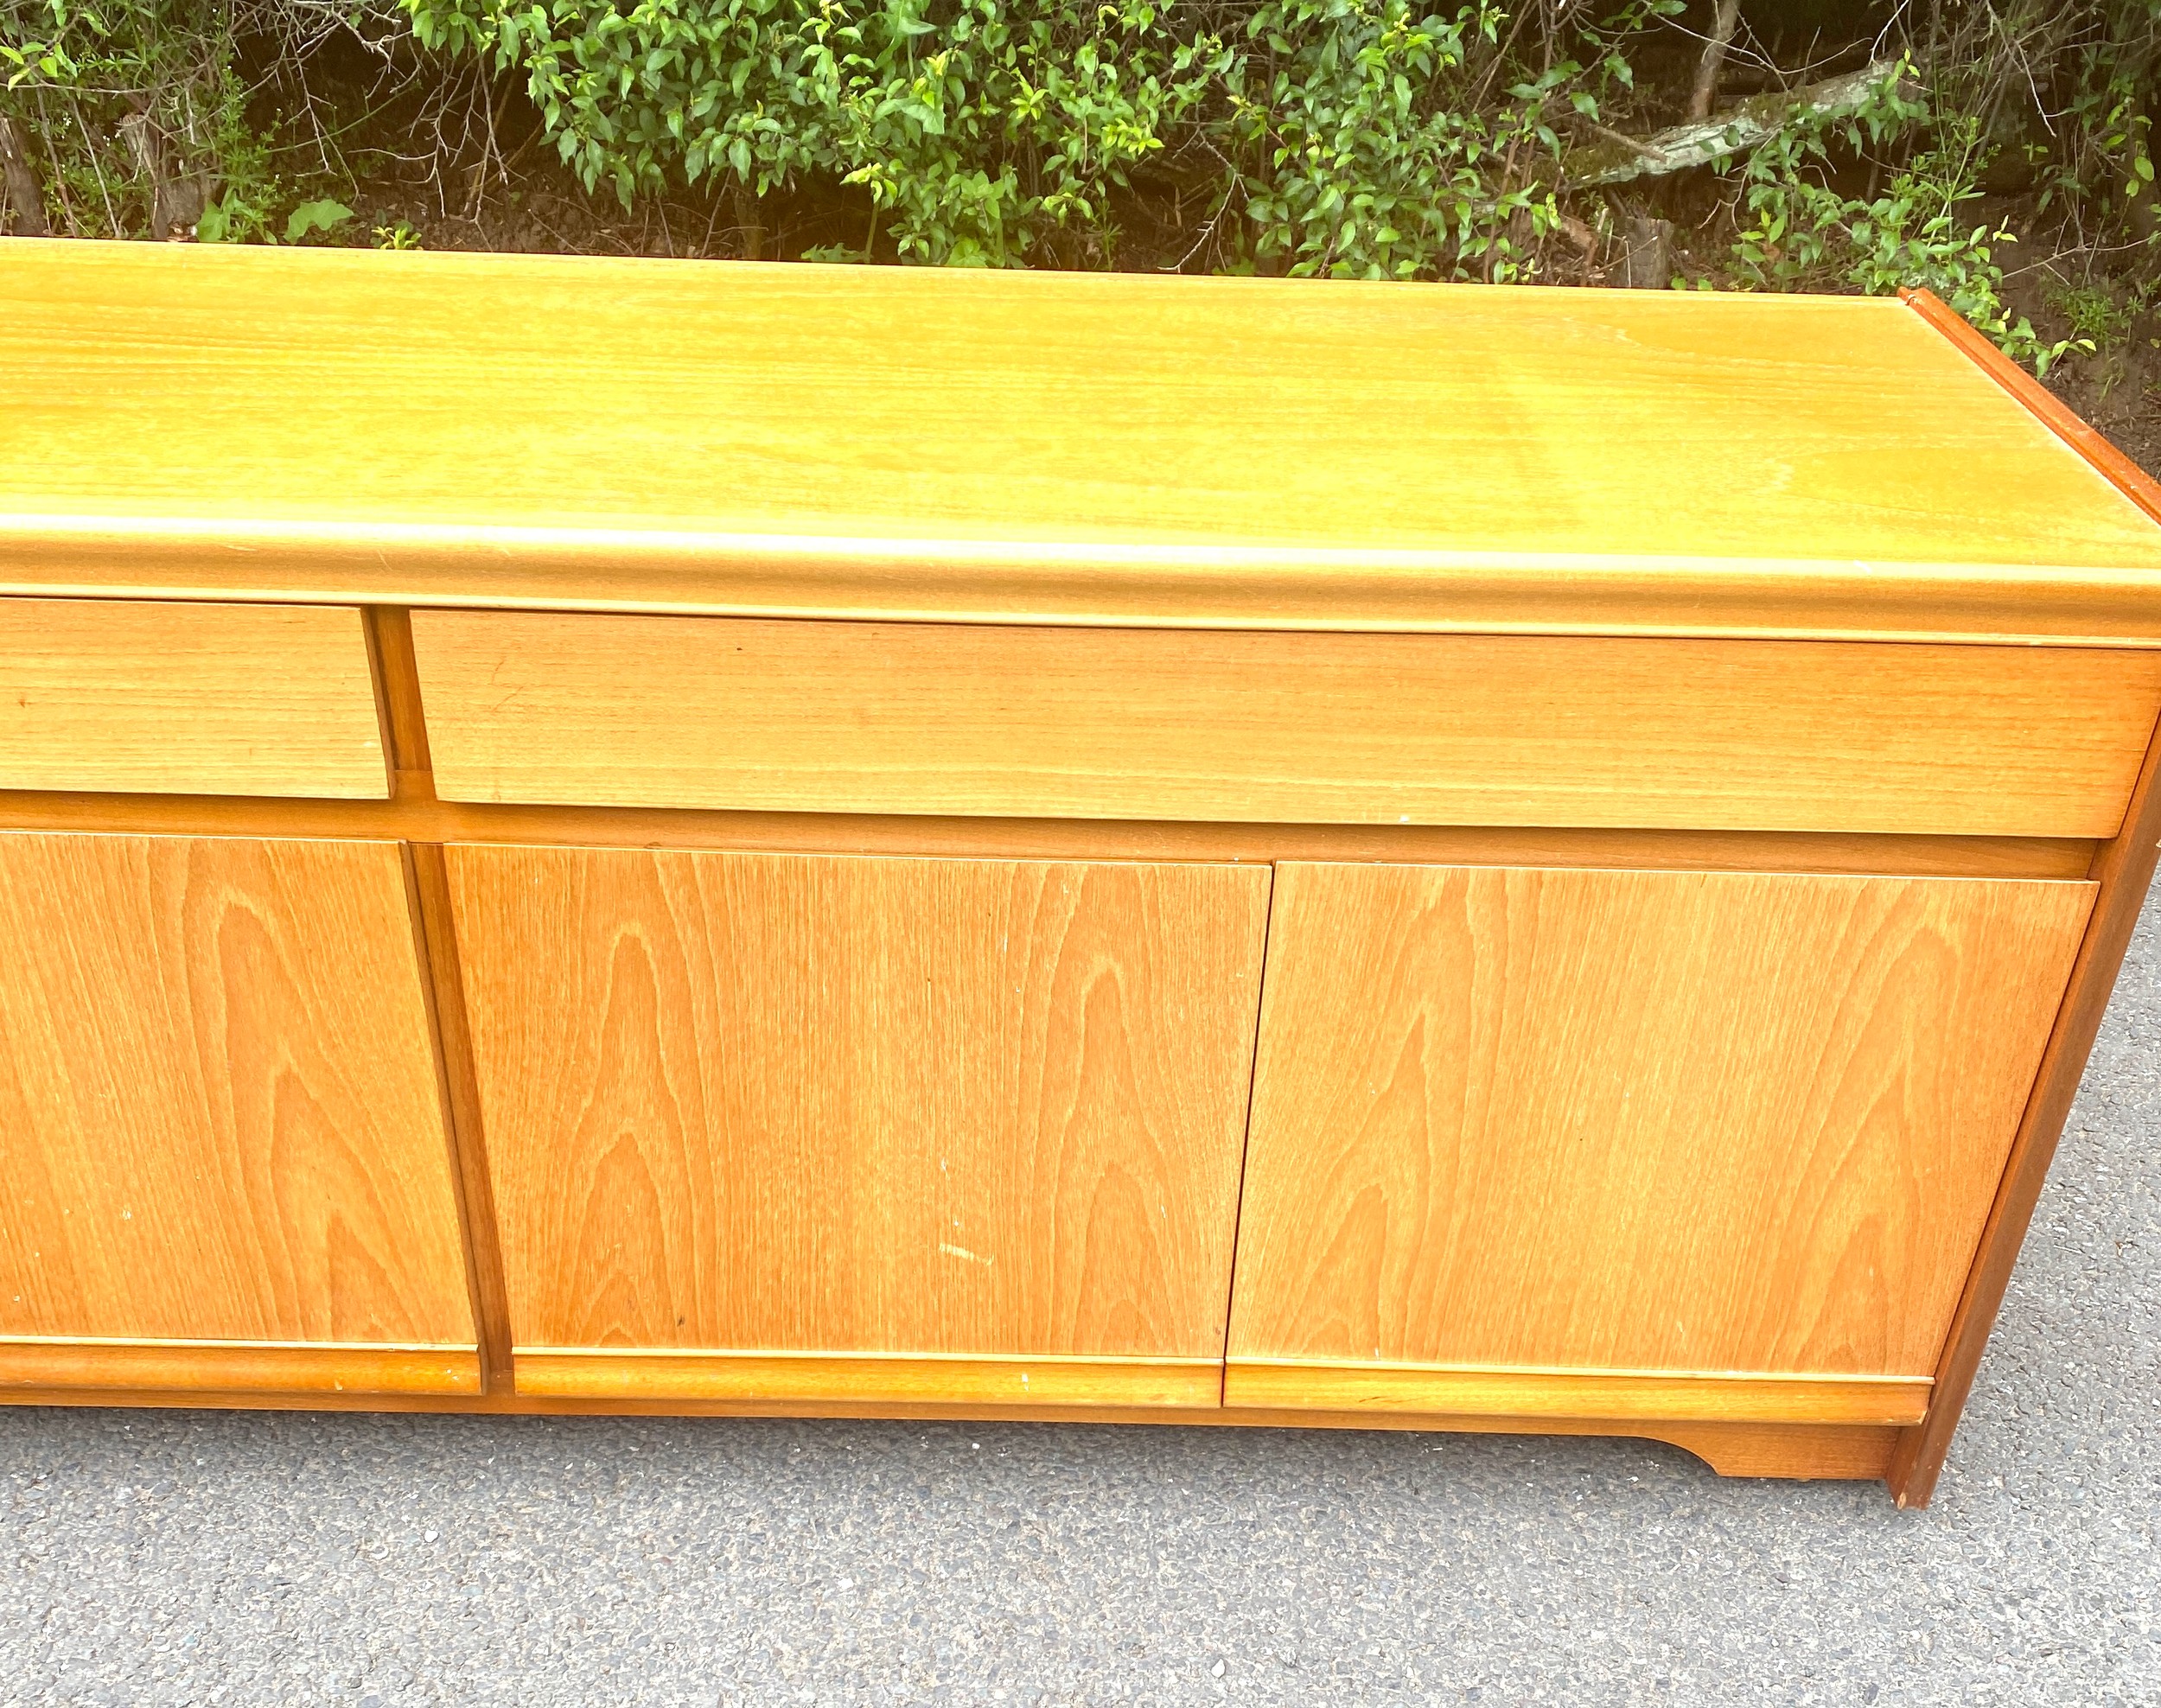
[{"left": 284, "top": 200, "right": 354, "bottom": 244}]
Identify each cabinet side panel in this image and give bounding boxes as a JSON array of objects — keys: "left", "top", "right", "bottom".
[
  {"left": 1229, "top": 864, "right": 2093, "bottom": 1380},
  {"left": 0, "top": 832, "right": 475, "bottom": 1348},
  {"left": 445, "top": 845, "right": 1270, "bottom": 1365}
]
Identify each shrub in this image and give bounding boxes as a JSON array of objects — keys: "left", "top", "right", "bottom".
[
  {"left": 0, "top": 0, "right": 395, "bottom": 239},
  {"left": 401, "top": 0, "right": 1676, "bottom": 274}
]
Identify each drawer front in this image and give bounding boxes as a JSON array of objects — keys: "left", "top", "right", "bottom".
[
  {"left": 0, "top": 597, "right": 388, "bottom": 798},
  {"left": 1223, "top": 862, "right": 2092, "bottom": 1423},
  {"left": 0, "top": 832, "right": 478, "bottom": 1395},
  {"left": 444, "top": 844, "right": 1270, "bottom": 1407},
  {"left": 412, "top": 612, "right": 2161, "bottom": 836}
]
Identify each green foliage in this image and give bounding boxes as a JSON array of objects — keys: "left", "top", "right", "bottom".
[
  {"left": 0, "top": 0, "right": 348, "bottom": 239},
  {"left": 1227, "top": 0, "right": 1662, "bottom": 280},
  {"left": 6, "top": 0, "right": 2151, "bottom": 378},
  {"left": 2027, "top": 1, "right": 2161, "bottom": 249},
  {"left": 1720, "top": 61, "right": 2083, "bottom": 373},
  {"left": 2044, "top": 275, "right": 2145, "bottom": 348},
  {"left": 400, "top": 0, "right": 1677, "bottom": 275},
  {"left": 285, "top": 195, "right": 354, "bottom": 241},
  {"left": 405, "top": 0, "right": 1230, "bottom": 266},
  {"left": 2, "top": 0, "right": 258, "bottom": 236}
]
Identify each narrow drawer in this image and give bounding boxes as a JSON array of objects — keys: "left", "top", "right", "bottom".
[
  {"left": 0, "top": 597, "right": 389, "bottom": 799},
  {"left": 411, "top": 611, "right": 2161, "bottom": 837}
]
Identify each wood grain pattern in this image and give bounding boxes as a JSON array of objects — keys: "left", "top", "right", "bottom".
[
  {"left": 445, "top": 845, "right": 1270, "bottom": 1399},
  {"left": 514, "top": 1350, "right": 1221, "bottom": 1407},
  {"left": 1222, "top": 1361, "right": 1928, "bottom": 1424},
  {"left": 0, "top": 832, "right": 476, "bottom": 1354},
  {"left": 0, "top": 597, "right": 388, "bottom": 798},
  {"left": 0, "top": 1338, "right": 479, "bottom": 1394},
  {"left": 1889, "top": 694, "right": 2161, "bottom": 1504},
  {"left": 1903, "top": 288, "right": 2161, "bottom": 530},
  {"left": 413, "top": 613, "right": 2161, "bottom": 838},
  {"left": 0, "top": 245, "right": 2097, "bottom": 563},
  {"left": 1229, "top": 864, "right": 2093, "bottom": 1388},
  {"left": 7, "top": 245, "right": 2161, "bottom": 655},
  {"left": 3, "top": 251, "right": 2161, "bottom": 644}
]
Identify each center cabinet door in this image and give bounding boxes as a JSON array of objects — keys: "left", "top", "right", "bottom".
[
  {"left": 444, "top": 846, "right": 1272, "bottom": 1408},
  {"left": 1225, "top": 863, "right": 2094, "bottom": 1427}
]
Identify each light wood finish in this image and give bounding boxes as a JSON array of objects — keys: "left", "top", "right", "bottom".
[
  {"left": 1890, "top": 681, "right": 2161, "bottom": 1504},
  {"left": 412, "top": 612, "right": 2161, "bottom": 838},
  {"left": 8, "top": 244, "right": 2161, "bottom": 646},
  {"left": 445, "top": 845, "right": 1270, "bottom": 1405},
  {"left": 1229, "top": 864, "right": 2092, "bottom": 1393},
  {"left": 0, "top": 784, "right": 2100, "bottom": 880},
  {"left": 1663, "top": 1423, "right": 1896, "bottom": 1480},
  {"left": 1222, "top": 1361, "right": 1928, "bottom": 1425},
  {"left": 515, "top": 1350, "right": 1221, "bottom": 1408},
  {"left": 0, "top": 1338, "right": 479, "bottom": 1395},
  {"left": 0, "top": 597, "right": 388, "bottom": 798},
  {"left": 1903, "top": 289, "right": 2161, "bottom": 532},
  {"left": 0, "top": 832, "right": 476, "bottom": 1358}
]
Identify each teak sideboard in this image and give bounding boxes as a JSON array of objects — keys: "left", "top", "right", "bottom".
[{"left": 3, "top": 243, "right": 2158, "bottom": 1508}]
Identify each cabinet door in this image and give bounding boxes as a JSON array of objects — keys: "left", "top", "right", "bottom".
[
  {"left": 1226, "top": 864, "right": 2093, "bottom": 1425},
  {"left": 0, "top": 834, "right": 479, "bottom": 1396},
  {"left": 446, "top": 846, "right": 1271, "bottom": 1408}
]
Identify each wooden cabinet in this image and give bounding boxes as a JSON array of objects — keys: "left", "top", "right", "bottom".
[
  {"left": 444, "top": 845, "right": 1270, "bottom": 1406},
  {"left": 0, "top": 833, "right": 478, "bottom": 1394},
  {"left": 1225, "top": 864, "right": 2093, "bottom": 1424},
  {"left": 15, "top": 246, "right": 2161, "bottom": 1503}
]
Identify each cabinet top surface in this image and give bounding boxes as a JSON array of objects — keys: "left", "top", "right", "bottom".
[{"left": 3, "top": 239, "right": 2160, "bottom": 630}]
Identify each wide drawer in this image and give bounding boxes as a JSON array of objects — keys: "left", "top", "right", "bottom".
[
  {"left": 411, "top": 612, "right": 2161, "bottom": 836},
  {"left": 0, "top": 597, "right": 389, "bottom": 799}
]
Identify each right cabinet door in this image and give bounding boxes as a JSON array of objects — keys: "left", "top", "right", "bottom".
[{"left": 1226, "top": 864, "right": 2094, "bottom": 1425}]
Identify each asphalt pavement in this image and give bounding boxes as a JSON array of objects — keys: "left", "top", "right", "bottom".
[{"left": 4, "top": 895, "right": 2158, "bottom": 1707}]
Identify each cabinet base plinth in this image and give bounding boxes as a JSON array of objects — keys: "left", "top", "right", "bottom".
[{"left": 0, "top": 1386, "right": 1898, "bottom": 1485}]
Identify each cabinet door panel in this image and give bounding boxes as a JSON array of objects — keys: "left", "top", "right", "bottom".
[
  {"left": 445, "top": 846, "right": 1270, "bottom": 1406},
  {"left": 1227, "top": 864, "right": 2091, "bottom": 1421},
  {"left": 0, "top": 833, "right": 478, "bottom": 1394}
]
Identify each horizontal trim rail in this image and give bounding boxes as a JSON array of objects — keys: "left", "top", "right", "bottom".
[
  {"left": 0, "top": 791, "right": 2100, "bottom": 880},
  {"left": 0, "top": 1337, "right": 482, "bottom": 1396},
  {"left": 10, "top": 526, "right": 2161, "bottom": 647},
  {"left": 513, "top": 1349, "right": 1224, "bottom": 1409},
  {"left": 1225, "top": 1361, "right": 1931, "bottom": 1426}
]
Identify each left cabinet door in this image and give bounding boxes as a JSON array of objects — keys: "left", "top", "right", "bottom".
[{"left": 0, "top": 833, "right": 480, "bottom": 1396}]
